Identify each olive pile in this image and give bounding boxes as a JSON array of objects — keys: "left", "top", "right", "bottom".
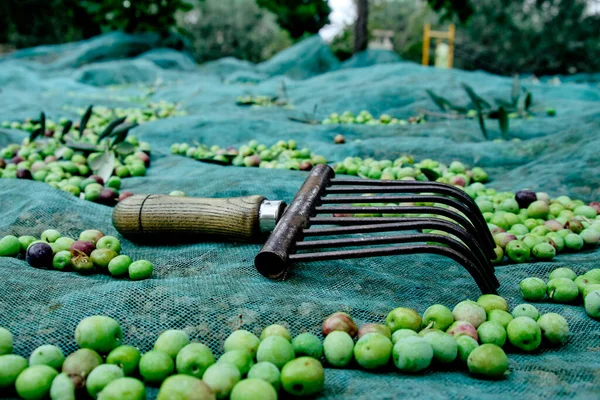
[
  {"left": 0, "top": 229, "right": 152, "bottom": 281},
  {"left": 322, "top": 110, "right": 424, "bottom": 125},
  {"left": 171, "top": 140, "right": 327, "bottom": 171}
]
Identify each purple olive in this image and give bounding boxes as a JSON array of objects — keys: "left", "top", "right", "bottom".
[
  {"left": 16, "top": 169, "right": 33, "bottom": 180},
  {"left": 590, "top": 202, "right": 600, "bottom": 214},
  {"left": 135, "top": 152, "right": 150, "bottom": 167},
  {"left": 89, "top": 175, "right": 104, "bottom": 185},
  {"left": 70, "top": 240, "right": 95, "bottom": 256},
  {"left": 118, "top": 191, "right": 134, "bottom": 202},
  {"left": 30, "top": 161, "right": 46, "bottom": 173},
  {"left": 97, "top": 189, "right": 118, "bottom": 206},
  {"left": 0, "top": 159, "right": 5, "bottom": 168},
  {"left": 11, "top": 155, "right": 25, "bottom": 164},
  {"left": 494, "top": 232, "right": 517, "bottom": 249},
  {"left": 489, "top": 226, "right": 506, "bottom": 235},
  {"left": 515, "top": 190, "right": 537, "bottom": 209},
  {"left": 299, "top": 161, "right": 312, "bottom": 171},
  {"left": 544, "top": 220, "right": 563, "bottom": 232},
  {"left": 26, "top": 242, "right": 54, "bottom": 269},
  {"left": 334, "top": 134, "right": 346, "bottom": 144},
  {"left": 322, "top": 312, "right": 358, "bottom": 338},
  {"left": 243, "top": 155, "right": 261, "bottom": 167},
  {"left": 44, "top": 129, "right": 55, "bottom": 137},
  {"left": 449, "top": 176, "right": 466, "bottom": 187}
]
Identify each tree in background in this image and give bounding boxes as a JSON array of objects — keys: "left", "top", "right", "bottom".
[
  {"left": 426, "top": 0, "right": 474, "bottom": 23},
  {"left": 351, "top": 0, "right": 473, "bottom": 55},
  {"left": 355, "top": 0, "right": 370, "bottom": 52},
  {"left": 180, "top": 0, "right": 292, "bottom": 63},
  {"left": 0, "top": 0, "right": 191, "bottom": 49},
  {"left": 333, "top": 0, "right": 600, "bottom": 76},
  {"left": 455, "top": 0, "right": 600, "bottom": 75},
  {"left": 0, "top": 0, "right": 100, "bottom": 49},
  {"left": 81, "top": 0, "right": 193, "bottom": 35},
  {"left": 256, "top": 0, "right": 331, "bottom": 39}
]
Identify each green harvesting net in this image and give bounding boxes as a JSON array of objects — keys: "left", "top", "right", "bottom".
[{"left": 0, "top": 33, "right": 599, "bottom": 399}]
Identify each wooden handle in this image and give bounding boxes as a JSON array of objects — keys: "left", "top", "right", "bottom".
[{"left": 112, "top": 194, "right": 266, "bottom": 241}]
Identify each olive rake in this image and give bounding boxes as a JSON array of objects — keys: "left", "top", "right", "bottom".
[{"left": 113, "top": 165, "right": 499, "bottom": 294}]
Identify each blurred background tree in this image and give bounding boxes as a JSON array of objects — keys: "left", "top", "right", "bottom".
[
  {"left": 336, "top": 0, "right": 473, "bottom": 59},
  {"left": 331, "top": 0, "right": 600, "bottom": 76},
  {"left": 0, "top": 0, "right": 101, "bottom": 48},
  {"left": 1, "top": 0, "right": 599, "bottom": 76},
  {"left": 80, "top": 0, "right": 192, "bottom": 35},
  {"left": 256, "top": 0, "right": 331, "bottom": 39},
  {"left": 455, "top": 0, "right": 600, "bottom": 75},
  {"left": 179, "top": 0, "right": 292, "bottom": 63}
]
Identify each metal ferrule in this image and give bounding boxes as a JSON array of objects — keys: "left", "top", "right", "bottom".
[{"left": 258, "top": 200, "right": 287, "bottom": 233}]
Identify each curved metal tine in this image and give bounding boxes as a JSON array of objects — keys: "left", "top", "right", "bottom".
[
  {"left": 318, "top": 193, "right": 493, "bottom": 255},
  {"left": 326, "top": 180, "right": 495, "bottom": 252},
  {"left": 289, "top": 243, "right": 498, "bottom": 294},
  {"left": 313, "top": 205, "right": 493, "bottom": 257},
  {"left": 296, "top": 232, "right": 490, "bottom": 284},
  {"left": 305, "top": 218, "right": 498, "bottom": 288}
]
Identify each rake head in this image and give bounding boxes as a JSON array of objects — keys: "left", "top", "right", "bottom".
[{"left": 255, "top": 164, "right": 499, "bottom": 294}]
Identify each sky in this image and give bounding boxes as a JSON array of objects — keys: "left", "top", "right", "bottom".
[{"left": 319, "top": 0, "right": 355, "bottom": 42}]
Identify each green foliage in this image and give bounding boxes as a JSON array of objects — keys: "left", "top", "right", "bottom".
[
  {"left": 180, "top": 0, "right": 292, "bottom": 63},
  {"left": 0, "top": 0, "right": 190, "bottom": 48},
  {"left": 329, "top": 29, "right": 354, "bottom": 61},
  {"left": 330, "top": 0, "right": 430, "bottom": 63},
  {"left": 0, "top": 0, "right": 99, "bottom": 49},
  {"left": 455, "top": 0, "right": 600, "bottom": 75},
  {"left": 332, "top": 0, "right": 600, "bottom": 76},
  {"left": 81, "top": 0, "right": 192, "bottom": 35},
  {"left": 426, "top": 79, "right": 536, "bottom": 140},
  {"left": 426, "top": 0, "right": 474, "bottom": 23},
  {"left": 256, "top": 0, "right": 330, "bottom": 39}
]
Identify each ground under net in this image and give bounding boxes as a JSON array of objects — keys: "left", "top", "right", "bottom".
[{"left": 1, "top": 33, "right": 599, "bottom": 399}]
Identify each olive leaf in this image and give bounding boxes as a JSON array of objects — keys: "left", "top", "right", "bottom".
[
  {"left": 29, "top": 128, "right": 43, "bottom": 143},
  {"left": 487, "top": 109, "right": 500, "bottom": 119},
  {"left": 64, "top": 139, "right": 98, "bottom": 152},
  {"left": 477, "top": 109, "right": 488, "bottom": 140},
  {"left": 498, "top": 106, "right": 509, "bottom": 139},
  {"left": 89, "top": 150, "right": 116, "bottom": 184},
  {"left": 40, "top": 112, "right": 46, "bottom": 133},
  {"left": 287, "top": 116, "right": 320, "bottom": 125},
  {"left": 462, "top": 83, "right": 492, "bottom": 110},
  {"left": 197, "top": 157, "right": 231, "bottom": 166},
  {"left": 98, "top": 116, "right": 127, "bottom": 140},
  {"left": 54, "top": 147, "right": 70, "bottom": 159},
  {"left": 110, "top": 122, "right": 137, "bottom": 148},
  {"left": 511, "top": 75, "right": 520, "bottom": 106},
  {"left": 524, "top": 91, "right": 533, "bottom": 111},
  {"left": 420, "top": 167, "right": 441, "bottom": 181},
  {"left": 426, "top": 89, "right": 454, "bottom": 111},
  {"left": 79, "top": 105, "right": 93, "bottom": 134},
  {"left": 114, "top": 141, "right": 136, "bottom": 156},
  {"left": 62, "top": 120, "right": 72, "bottom": 135},
  {"left": 29, "top": 112, "right": 46, "bottom": 142}
]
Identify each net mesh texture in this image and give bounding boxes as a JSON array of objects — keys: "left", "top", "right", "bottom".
[{"left": 1, "top": 33, "right": 599, "bottom": 399}]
